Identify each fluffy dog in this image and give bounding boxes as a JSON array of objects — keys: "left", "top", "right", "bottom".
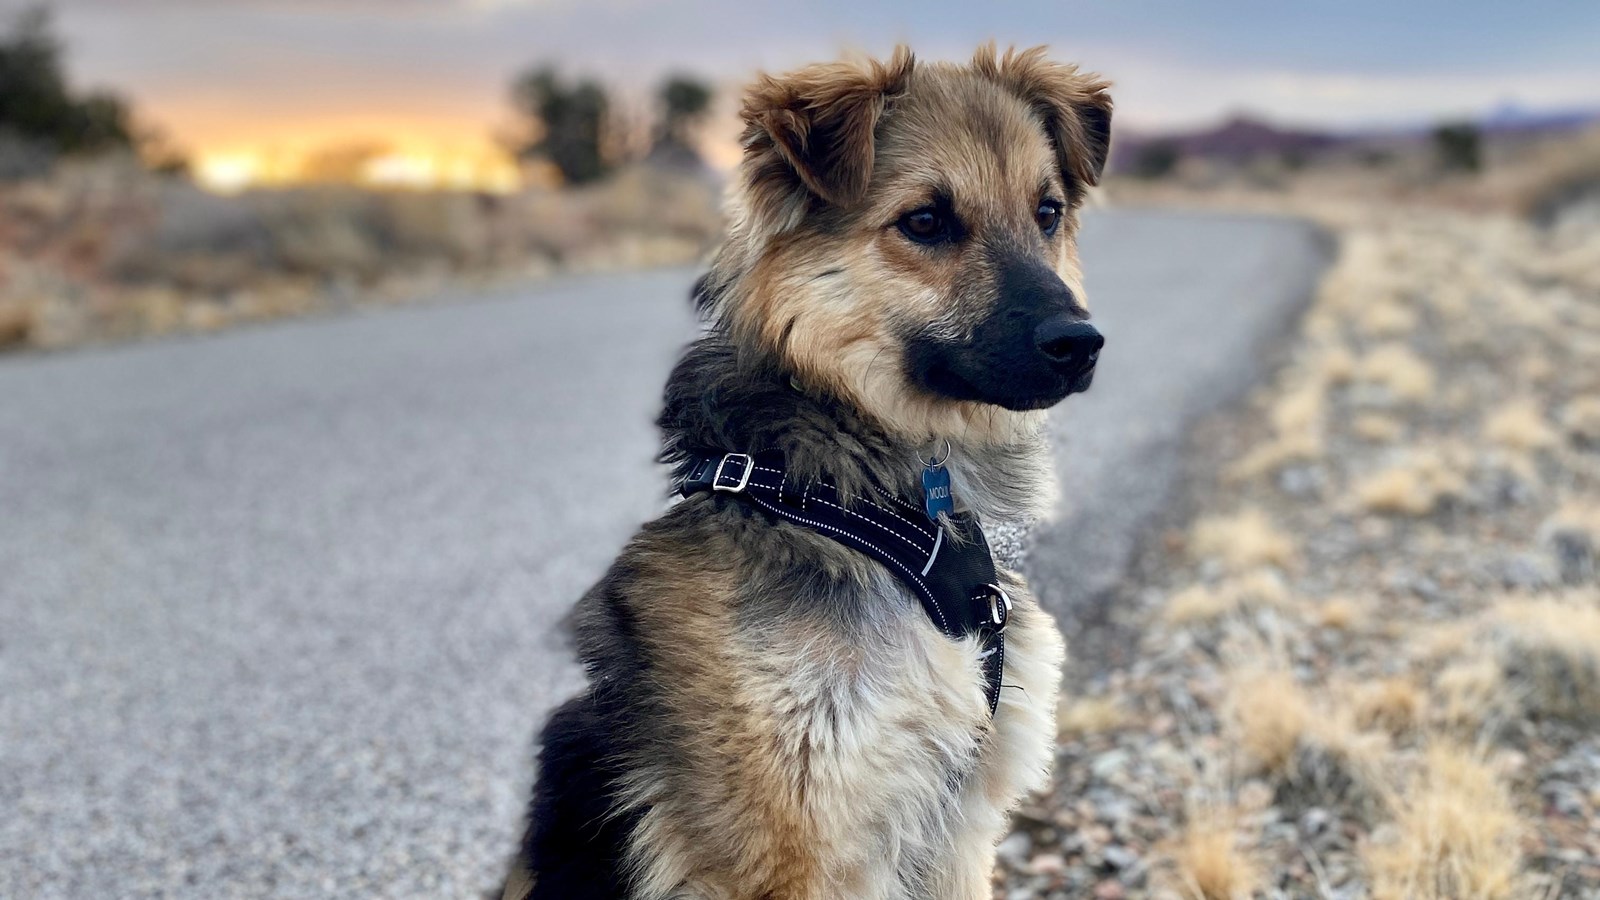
[{"left": 503, "top": 43, "right": 1112, "bottom": 900}]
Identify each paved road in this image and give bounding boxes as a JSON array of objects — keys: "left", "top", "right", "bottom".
[{"left": 0, "top": 210, "right": 1327, "bottom": 898}]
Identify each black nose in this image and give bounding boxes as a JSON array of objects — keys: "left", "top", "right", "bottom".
[{"left": 1034, "top": 317, "right": 1104, "bottom": 371}]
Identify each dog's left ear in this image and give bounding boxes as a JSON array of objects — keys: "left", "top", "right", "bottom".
[
  {"left": 739, "top": 46, "right": 915, "bottom": 213},
  {"left": 976, "top": 44, "right": 1113, "bottom": 194}
]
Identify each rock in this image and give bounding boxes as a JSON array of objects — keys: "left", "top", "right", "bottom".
[
  {"left": 1500, "top": 554, "right": 1552, "bottom": 590},
  {"left": 996, "top": 831, "right": 1032, "bottom": 869},
  {"left": 1279, "top": 465, "right": 1325, "bottom": 496},
  {"left": 1030, "top": 853, "right": 1067, "bottom": 877},
  {"left": 1300, "top": 807, "right": 1334, "bottom": 838},
  {"left": 1238, "top": 779, "right": 1275, "bottom": 812},
  {"left": 1549, "top": 529, "right": 1596, "bottom": 584},
  {"left": 1092, "top": 879, "right": 1127, "bottom": 899},
  {"left": 1090, "top": 749, "right": 1130, "bottom": 779},
  {"left": 1101, "top": 844, "right": 1138, "bottom": 871}
]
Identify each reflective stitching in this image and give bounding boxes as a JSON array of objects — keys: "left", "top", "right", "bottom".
[
  {"left": 882, "top": 491, "right": 932, "bottom": 519},
  {"left": 744, "top": 493, "right": 951, "bottom": 636},
  {"left": 808, "top": 494, "right": 931, "bottom": 554},
  {"left": 855, "top": 494, "right": 935, "bottom": 540},
  {"left": 811, "top": 481, "right": 936, "bottom": 541},
  {"left": 696, "top": 454, "right": 996, "bottom": 712},
  {"left": 991, "top": 640, "right": 1005, "bottom": 712}
]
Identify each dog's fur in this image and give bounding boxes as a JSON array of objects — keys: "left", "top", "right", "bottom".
[{"left": 504, "top": 44, "right": 1111, "bottom": 900}]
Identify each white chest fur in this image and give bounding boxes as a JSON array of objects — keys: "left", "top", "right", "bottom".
[{"left": 630, "top": 571, "right": 1064, "bottom": 900}]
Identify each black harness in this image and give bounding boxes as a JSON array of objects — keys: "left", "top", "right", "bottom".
[{"left": 678, "top": 450, "right": 1010, "bottom": 714}]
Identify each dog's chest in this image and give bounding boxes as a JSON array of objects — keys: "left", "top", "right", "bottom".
[{"left": 739, "top": 572, "right": 1061, "bottom": 893}]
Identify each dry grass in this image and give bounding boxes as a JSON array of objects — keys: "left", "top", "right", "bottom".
[
  {"left": 1514, "top": 127, "right": 1600, "bottom": 225},
  {"left": 1351, "top": 297, "right": 1421, "bottom": 338},
  {"left": 1223, "top": 665, "right": 1392, "bottom": 818},
  {"left": 1226, "top": 668, "right": 1315, "bottom": 776},
  {"left": 1364, "top": 744, "right": 1527, "bottom": 900},
  {"left": 1189, "top": 509, "right": 1298, "bottom": 573},
  {"left": 1349, "top": 677, "right": 1425, "bottom": 736},
  {"left": 1313, "top": 595, "right": 1373, "bottom": 632},
  {"left": 1352, "top": 413, "right": 1404, "bottom": 442},
  {"left": 1228, "top": 380, "right": 1327, "bottom": 479},
  {"left": 1163, "top": 570, "right": 1290, "bottom": 626},
  {"left": 1356, "top": 344, "right": 1437, "bottom": 403},
  {"left": 1034, "top": 195, "right": 1600, "bottom": 897},
  {"left": 1542, "top": 501, "right": 1600, "bottom": 581},
  {"left": 1164, "top": 812, "right": 1263, "bottom": 900},
  {"left": 1355, "top": 448, "right": 1468, "bottom": 516},
  {"left": 1431, "top": 658, "right": 1509, "bottom": 732},
  {"left": 1484, "top": 594, "right": 1600, "bottom": 722},
  {"left": 1562, "top": 395, "right": 1600, "bottom": 446},
  {"left": 0, "top": 160, "right": 724, "bottom": 350},
  {"left": 1484, "top": 399, "right": 1559, "bottom": 452},
  {"left": 1057, "top": 695, "right": 1129, "bottom": 738}
]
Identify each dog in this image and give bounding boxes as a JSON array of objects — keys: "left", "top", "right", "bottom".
[{"left": 503, "top": 43, "right": 1111, "bottom": 900}]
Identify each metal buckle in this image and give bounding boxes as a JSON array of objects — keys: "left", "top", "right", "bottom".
[
  {"left": 713, "top": 453, "right": 754, "bottom": 493},
  {"left": 982, "top": 583, "right": 1013, "bottom": 629}
]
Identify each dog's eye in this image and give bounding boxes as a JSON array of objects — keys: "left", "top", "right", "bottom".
[
  {"left": 898, "top": 208, "right": 950, "bottom": 245},
  {"left": 1036, "top": 201, "right": 1063, "bottom": 236}
]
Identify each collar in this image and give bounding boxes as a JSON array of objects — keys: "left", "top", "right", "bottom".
[{"left": 678, "top": 450, "right": 1010, "bottom": 715}]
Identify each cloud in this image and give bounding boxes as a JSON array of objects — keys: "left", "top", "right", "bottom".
[
  {"left": 18, "top": 0, "right": 1600, "bottom": 155},
  {"left": 1107, "top": 56, "right": 1600, "bottom": 130}
]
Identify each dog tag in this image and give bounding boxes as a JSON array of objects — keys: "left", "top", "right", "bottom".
[{"left": 922, "top": 459, "right": 954, "bottom": 522}]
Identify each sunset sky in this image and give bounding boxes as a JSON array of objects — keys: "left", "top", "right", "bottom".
[{"left": 9, "top": 0, "right": 1600, "bottom": 190}]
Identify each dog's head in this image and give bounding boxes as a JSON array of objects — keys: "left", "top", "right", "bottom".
[{"left": 705, "top": 44, "right": 1112, "bottom": 443}]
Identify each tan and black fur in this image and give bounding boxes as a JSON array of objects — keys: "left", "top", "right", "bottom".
[{"left": 505, "top": 44, "right": 1112, "bottom": 900}]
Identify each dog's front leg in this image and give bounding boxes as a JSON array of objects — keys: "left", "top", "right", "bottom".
[{"left": 924, "top": 840, "right": 1002, "bottom": 900}]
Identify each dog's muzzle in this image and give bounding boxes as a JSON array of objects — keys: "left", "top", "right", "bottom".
[{"left": 913, "top": 250, "right": 1107, "bottom": 409}]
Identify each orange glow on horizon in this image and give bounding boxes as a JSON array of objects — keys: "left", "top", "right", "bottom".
[{"left": 194, "top": 140, "right": 524, "bottom": 194}]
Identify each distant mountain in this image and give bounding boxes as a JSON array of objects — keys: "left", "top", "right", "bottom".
[
  {"left": 1479, "top": 102, "right": 1600, "bottom": 135},
  {"left": 1110, "top": 106, "right": 1600, "bottom": 173},
  {"left": 1111, "top": 116, "right": 1343, "bottom": 172}
]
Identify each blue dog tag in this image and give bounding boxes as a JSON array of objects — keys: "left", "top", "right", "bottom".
[{"left": 922, "top": 459, "right": 954, "bottom": 522}]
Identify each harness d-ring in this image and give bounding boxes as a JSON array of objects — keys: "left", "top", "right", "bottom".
[{"left": 983, "top": 583, "right": 1012, "bottom": 628}]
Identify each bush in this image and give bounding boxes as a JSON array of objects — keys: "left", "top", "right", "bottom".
[
  {"left": 1131, "top": 140, "right": 1181, "bottom": 179},
  {"left": 1432, "top": 122, "right": 1481, "bottom": 174},
  {"left": 0, "top": 6, "right": 132, "bottom": 173},
  {"left": 510, "top": 68, "right": 614, "bottom": 186}
]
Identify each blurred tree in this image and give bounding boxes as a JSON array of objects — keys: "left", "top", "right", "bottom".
[
  {"left": 510, "top": 67, "right": 612, "bottom": 185},
  {"left": 655, "top": 75, "right": 712, "bottom": 154},
  {"left": 0, "top": 6, "right": 132, "bottom": 157},
  {"left": 138, "top": 125, "right": 191, "bottom": 177},
  {"left": 1432, "top": 122, "right": 1482, "bottom": 173},
  {"left": 1131, "top": 140, "right": 1181, "bottom": 179}
]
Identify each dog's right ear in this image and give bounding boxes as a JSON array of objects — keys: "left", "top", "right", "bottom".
[{"left": 739, "top": 46, "right": 914, "bottom": 217}]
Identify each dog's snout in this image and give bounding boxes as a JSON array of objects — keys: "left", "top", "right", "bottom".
[{"left": 1034, "top": 318, "right": 1103, "bottom": 370}]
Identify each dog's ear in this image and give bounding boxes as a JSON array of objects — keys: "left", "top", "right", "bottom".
[
  {"left": 974, "top": 43, "right": 1113, "bottom": 194},
  {"left": 739, "top": 46, "right": 914, "bottom": 212}
]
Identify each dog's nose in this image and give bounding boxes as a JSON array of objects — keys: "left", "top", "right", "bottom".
[{"left": 1034, "top": 317, "right": 1104, "bottom": 371}]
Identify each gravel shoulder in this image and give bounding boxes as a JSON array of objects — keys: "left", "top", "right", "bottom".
[{"left": 996, "top": 204, "right": 1600, "bottom": 900}]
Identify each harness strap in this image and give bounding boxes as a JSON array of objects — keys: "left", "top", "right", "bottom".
[{"left": 679, "top": 450, "right": 1010, "bottom": 715}]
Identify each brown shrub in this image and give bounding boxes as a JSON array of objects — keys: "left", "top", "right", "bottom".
[{"left": 1364, "top": 744, "right": 1527, "bottom": 900}]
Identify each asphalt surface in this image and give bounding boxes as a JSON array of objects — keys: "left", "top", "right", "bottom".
[{"left": 0, "top": 210, "right": 1327, "bottom": 898}]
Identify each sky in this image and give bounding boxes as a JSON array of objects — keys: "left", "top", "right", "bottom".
[{"left": 8, "top": 0, "right": 1599, "bottom": 188}]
